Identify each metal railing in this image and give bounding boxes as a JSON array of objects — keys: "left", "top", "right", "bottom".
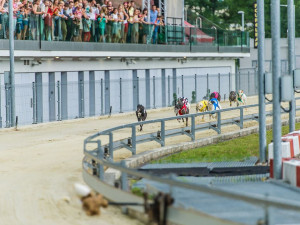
[{"left": 83, "top": 99, "right": 300, "bottom": 224}]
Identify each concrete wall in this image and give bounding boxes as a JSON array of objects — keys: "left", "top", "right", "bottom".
[{"left": 240, "top": 38, "right": 300, "bottom": 72}]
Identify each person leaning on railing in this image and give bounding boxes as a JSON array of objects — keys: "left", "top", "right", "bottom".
[
  {"left": 152, "top": 15, "right": 164, "bottom": 44},
  {"left": 97, "top": 6, "right": 107, "bottom": 43}
]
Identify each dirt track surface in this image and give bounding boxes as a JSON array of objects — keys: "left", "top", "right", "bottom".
[{"left": 0, "top": 95, "right": 299, "bottom": 225}]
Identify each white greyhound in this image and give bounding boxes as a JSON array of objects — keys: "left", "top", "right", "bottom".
[
  {"left": 196, "top": 100, "right": 209, "bottom": 120},
  {"left": 237, "top": 90, "right": 247, "bottom": 106}
]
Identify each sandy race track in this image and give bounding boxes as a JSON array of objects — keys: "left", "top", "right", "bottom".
[{"left": 0, "top": 96, "right": 299, "bottom": 225}]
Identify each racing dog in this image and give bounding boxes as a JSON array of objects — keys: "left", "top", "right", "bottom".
[
  {"left": 174, "top": 100, "right": 189, "bottom": 127},
  {"left": 229, "top": 91, "right": 237, "bottom": 107},
  {"left": 208, "top": 98, "right": 222, "bottom": 120},
  {"left": 237, "top": 90, "right": 247, "bottom": 106},
  {"left": 177, "top": 97, "right": 191, "bottom": 111},
  {"left": 196, "top": 100, "right": 209, "bottom": 121},
  {"left": 210, "top": 91, "right": 221, "bottom": 102},
  {"left": 136, "top": 104, "right": 147, "bottom": 131}
]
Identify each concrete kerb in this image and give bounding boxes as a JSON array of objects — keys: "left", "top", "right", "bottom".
[{"left": 121, "top": 117, "right": 300, "bottom": 169}]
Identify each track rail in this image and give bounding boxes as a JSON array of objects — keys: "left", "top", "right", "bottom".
[{"left": 83, "top": 98, "right": 300, "bottom": 225}]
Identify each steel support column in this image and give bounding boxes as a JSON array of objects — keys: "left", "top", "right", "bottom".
[
  {"left": 78, "top": 71, "right": 85, "bottom": 118},
  {"left": 288, "top": 0, "right": 295, "bottom": 132},
  {"left": 89, "top": 71, "right": 95, "bottom": 117},
  {"left": 9, "top": 0, "right": 15, "bottom": 127},
  {"left": 258, "top": 0, "right": 267, "bottom": 163},
  {"left": 173, "top": 69, "right": 177, "bottom": 100},
  {"left": 162, "top": 69, "right": 166, "bottom": 107},
  {"left": 104, "top": 71, "right": 110, "bottom": 114},
  {"left": 271, "top": 0, "right": 282, "bottom": 179},
  {"left": 146, "top": 69, "right": 150, "bottom": 109},
  {"left": 61, "top": 72, "right": 68, "bottom": 120},
  {"left": 133, "top": 70, "right": 138, "bottom": 111}
]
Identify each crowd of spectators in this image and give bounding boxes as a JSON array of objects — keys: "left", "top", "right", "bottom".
[{"left": 0, "top": 0, "right": 164, "bottom": 43}]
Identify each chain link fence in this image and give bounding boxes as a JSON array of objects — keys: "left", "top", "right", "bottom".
[{"left": 0, "top": 70, "right": 258, "bottom": 127}]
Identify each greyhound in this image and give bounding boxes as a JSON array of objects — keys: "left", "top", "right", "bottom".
[
  {"left": 208, "top": 98, "right": 222, "bottom": 120},
  {"left": 210, "top": 91, "right": 221, "bottom": 102},
  {"left": 174, "top": 101, "right": 189, "bottom": 127},
  {"left": 196, "top": 100, "right": 209, "bottom": 120},
  {"left": 229, "top": 91, "right": 237, "bottom": 107},
  {"left": 136, "top": 104, "right": 147, "bottom": 131},
  {"left": 237, "top": 90, "right": 247, "bottom": 106}
]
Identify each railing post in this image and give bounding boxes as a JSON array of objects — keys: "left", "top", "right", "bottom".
[
  {"left": 97, "top": 140, "right": 104, "bottom": 180},
  {"left": 248, "top": 71, "right": 250, "bottom": 95},
  {"left": 32, "top": 82, "right": 37, "bottom": 124},
  {"left": 109, "top": 132, "right": 114, "bottom": 160},
  {"left": 168, "top": 75, "right": 171, "bottom": 106},
  {"left": 5, "top": 83, "right": 11, "bottom": 128},
  {"left": 57, "top": 81, "right": 61, "bottom": 121},
  {"left": 131, "top": 125, "right": 136, "bottom": 155},
  {"left": 218, "top": 73, "right": 221, "bottom": 94},
  {"left": 137, "top": 76, "right": 140, "bottom": 105},
  {"left": 229, "top": 72, "right": 231, "bottom": 92},
  {"left": 153, "top": 76, "right": 156, "bottom": 109},
  {"left": 101, "top": 78, "right": 104, "bottom": 115},
  {"left": 194, "top": 74, "right": 197, "bottom": 102},
  {"left": 161, "top": 120, "right": 165, "bottom": 147},
  {"left": 240, "top": 108, "right": 244, "bottom": 129},
  {"left": 121, "top": 160, "right": 128, "bottom": 191},
  {"left": 191, "top": 115, "right": 195, "bottom": 141},
  {"left": 217, "top": 111, "right": 221, "bottom": 134},
  {"left": 181, "top": 75, "right": 184, "bottom": 97},
  {"left": 119, "top": 78, "right": 123, "bottom": 113},
  {"left": 207, "top": 73, "right": 209, "bottom": 98}
]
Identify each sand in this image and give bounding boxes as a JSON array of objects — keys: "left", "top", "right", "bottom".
[{"left": 0, "top": 95, "right": 298, "bottom": 225}]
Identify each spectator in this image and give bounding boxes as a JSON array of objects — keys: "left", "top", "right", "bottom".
[
  {"left": 141, "top": 8, "right": 149, "bottom": 44},
  {"left": 148, "top": 4, "right": 157, "bottom": 44},
  {"left": 98, "top": 6, "right": 107, "bottom": 42},
  {"left": 152, "top": 15, "right": 163, "bottom": 44}
]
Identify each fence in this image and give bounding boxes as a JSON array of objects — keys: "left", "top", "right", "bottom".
[
  {"left": 0, "top": 15, "right": 249, "bottom": 53},
  {"left": 82, "top": 101, "right": 300, "bottom": 225},
  {"left": 0, "top": 70, "right": 257, "bottom": 128}
]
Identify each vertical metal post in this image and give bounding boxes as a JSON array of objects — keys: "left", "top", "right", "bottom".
[
  {"left": 181, "top": 75, "right": 184, "bottom": 97},
  {"left": 97, "top": 140, "right": 104, "bottom": 180},
  {"left": 109, "top": 132, "right": 114, "bottom": 159},
  {"left": 173, "top": 69, "right": 177, "bottom": 97},
  {"left": 137, "top": 76, "right": 140, "bottom": 105},
  {"left": 161, "top": 120, "right": 165, "bottom": 147},
  {"left": 131, "top": 125, "right": 136, "bottom": 155},
  {"left": 217, "top": 111, "right": 221, "bottom": 134},
  {"left": 240, "top": 108, "right": 244, "bottom": 129},
  {"left": 79, "top": 78, "right": 84, "bottom": 118},
  {"left": 194, "top": 74, "right": 197, "bottom": 102},
  {"left": 104, "top": 71, "right": 110, "bottom": 115},
  {"left": 168, "top": 75, "right": 171, "bottom": 106},
  {"left": 5, "top": 83, "right": 11, "bottom": 128},
  {"left": 121, "top": 160, "right": 128, "bottom": 191},
  {"left": 239, "top": 72, "right": 241, "bottom": 91},
  {"left": 147, "top": 0, "right": 150, "bottom": 22},
  {"left": 218, "top": 73, "right": 221, "bottom": 94},
  {"left": 271, "top": 0, "right": 282, "bottom": 179},
  {"left": 258, "top": 0, "right": 267, "bottom": 164},
  {"left": 229, "top": 72, "right": 232, "bottom": 92},
  {"left": 153, "top": 76, "right": 156, "bottom": 109},
  {"left": 162, "top": 69, "right": 166, "bottom": 107},
  {"left": 248, "top": 71, "right": 250, "bottom": 95},
  {"left": 191, "top": 115, "right": 195, "bottom": 141},
  {"left": 9, "top": 0, "right": 15, "bottom": 127},
  {"left": 101, "top": 78, "right": 104, "bottom": 115},
  {"left": 32, "top": 82, "right": 37, "bottom": 124},
  {"left": 57, "top": 81, "right": 61, "bottom": 121},
  {"left": 288, "top": 0, "right": 295, "bottom": 132},
  {"left": 207, "top": 73, "right": 209, "bottom": 97},
  {"left": 0, "top": 77, "right": 2, "bottom": 128},
  {"left": 132, "top": 70, "right": 138, "bottom": 111},
  {"left": 146, "top": 69, "right": 150, "bottom": 109},
  {"left": 120, "top": 78, "right": 123, "bottom": 113}
]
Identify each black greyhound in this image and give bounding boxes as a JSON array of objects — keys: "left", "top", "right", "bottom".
[
  {"left": 136, "top": 104, "right": 147, "bottom": 131},
  {"left": 229, "top": 91, "right": 237, "bottom": 107}
]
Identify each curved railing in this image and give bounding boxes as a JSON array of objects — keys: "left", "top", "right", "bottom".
[{"left": 83, "top": 99, "right": 300, "bottom": 224}]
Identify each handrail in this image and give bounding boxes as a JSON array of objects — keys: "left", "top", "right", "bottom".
[{"left": 83, "top": 97, "right": 300, "bottom": 223}]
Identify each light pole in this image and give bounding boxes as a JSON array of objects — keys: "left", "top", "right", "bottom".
[{"left": 238, "top": 11, "right": 245, "bottom": 31}]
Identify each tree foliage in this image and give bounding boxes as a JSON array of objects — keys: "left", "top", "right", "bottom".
[{"left": 185, "top": 0, "right": 300, "bottom": 38}]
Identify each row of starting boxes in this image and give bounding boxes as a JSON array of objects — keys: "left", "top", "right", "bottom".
[{"left": 268, "top": 130, "right": 300, "bottom": 188}]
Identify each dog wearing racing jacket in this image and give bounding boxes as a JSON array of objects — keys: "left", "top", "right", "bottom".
[
  {"left": 237, "top": 90, "right": 247, "bottom": 106},
  {"left": 210, "top": 91, "right": 221, "bottom": 102},
  {"left": 208, "top": 98, "right": 222, "bottom": 120},
  {"left": 136, "top": 104, "right": 147, "bottom": 131},
  {"left": 174, "top": 98, "right": 189, "bottom": 127},
  {"left": 196, "top": 100, "right": 209, "bottom": 121},
  {"left": 229, "top": 91, "right": 237, "bottom": 107}
]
